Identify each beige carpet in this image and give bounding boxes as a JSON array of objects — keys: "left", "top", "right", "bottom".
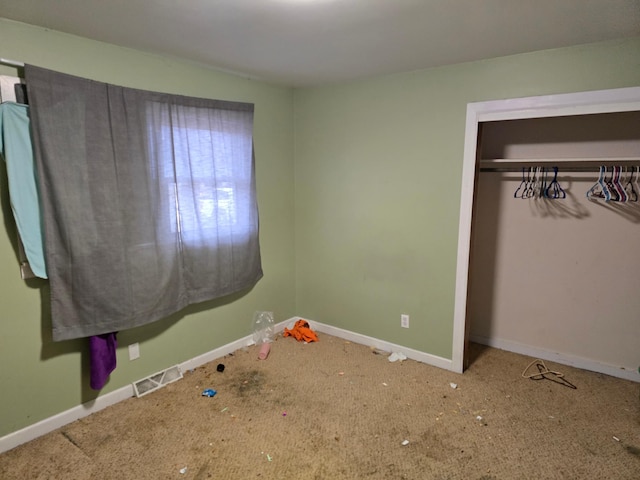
[{"left": 1, "top": 332, "right": 639, "bottom": 479}]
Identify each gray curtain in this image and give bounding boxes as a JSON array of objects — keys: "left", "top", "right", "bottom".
[{"left": 25, "top": 65, "right": 262, "bottom": 341}]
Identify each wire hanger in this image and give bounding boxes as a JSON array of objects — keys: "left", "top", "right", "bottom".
[
  {"left": 523, "top": 167, "right": 536, "bottom": 199},
  {"left": 623, "top": 166, "right": 638, "bottom": 202},
  {"left": 586, "top": 166, "right": 609, "bottom": 201},
  {"left": 545, "top": 166, "right": 566, "bottom": 199},
  {"left": 537, "top": 167, "right": 546, "bottom": 198},
  {"left": 514, "top": 167, "right": 526, "bottom": 198},
  {"left": 540, "top": 167, "right": 548, "bottom": 199},
  {"left": 604, "top": 166, "right": 619, "bottom": 202},
  {"left": 522, "top": 359, "right": 577, "bottom": 389},
  {"left": 611, "top": 166, "right": 627, "bottom": 203}
]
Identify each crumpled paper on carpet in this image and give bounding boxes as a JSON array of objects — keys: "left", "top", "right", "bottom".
[{"left": 283, "top": 319, "right": 319, "bottom": 342}]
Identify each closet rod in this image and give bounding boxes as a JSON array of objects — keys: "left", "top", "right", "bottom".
[
  {"left": 479, "top": 157, "right": 640, "bottom": 172},
  {"left": 0, "top": 58, "right": 24, "bottom": 67},
  {"left": 480, "top": 166, "right": 640, "bottom": 173}
]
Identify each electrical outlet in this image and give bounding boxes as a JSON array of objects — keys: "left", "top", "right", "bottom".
[
  {"left": 401, "top": 314, "right": 410, "bottom": 328},
  {"left": 129, "top": 342, "right": 140, "bottom": 360}
]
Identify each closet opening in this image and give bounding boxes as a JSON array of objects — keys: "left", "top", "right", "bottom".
[{"left": 452, "top": 87, "right": 640, "bottom": 381}]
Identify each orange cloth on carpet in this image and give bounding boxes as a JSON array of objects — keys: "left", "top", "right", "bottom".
[{"left": 283, "top": 320, "right": 318, "bottom": 342}]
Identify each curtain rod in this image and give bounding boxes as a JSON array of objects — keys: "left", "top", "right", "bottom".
[{"left": 0, "top": 58, "right": 25, "bottom": 67}]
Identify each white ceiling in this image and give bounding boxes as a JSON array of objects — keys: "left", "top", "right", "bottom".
[{"left": 1, "top": 0, "right": 639, "bottom": 87}]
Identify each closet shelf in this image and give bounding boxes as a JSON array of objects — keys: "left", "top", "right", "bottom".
[{"left": 479, "top": 157, "right": 640, "bottom": 172}]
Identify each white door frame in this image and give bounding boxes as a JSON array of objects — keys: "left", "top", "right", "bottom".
[{"left": 451, "top": 86, "right": 640, "bottom": 373}]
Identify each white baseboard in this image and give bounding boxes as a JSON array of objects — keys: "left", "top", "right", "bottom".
[
  {"left": 470, "top": 334, "right": 639, "bottom": 382},
  {"left": 0, "top": 384, "right": 135, "bottom": 455},
  {"left": 0, "top": 317, "right": 293, "bottom": 455},
  {"left": 0, "top": 317, "right": 450, "bottom": 454},
  {"left": 304, "top": 318, "right": 453, "bottom": 371},
  {"left": 178, "top": 317, "right": 292, "bottom": 372}
]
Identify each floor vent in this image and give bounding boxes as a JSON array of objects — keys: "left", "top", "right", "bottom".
[{"left": 133, "top": 365, "right": 183, "bottom": 398}]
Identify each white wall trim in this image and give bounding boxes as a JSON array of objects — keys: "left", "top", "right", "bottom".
[
  {"left": 0, "top": 317, "right": 291, "bottom": 455},
  {"left": 178, "top": 317, "right": 292, "bottom": 372},
  {"left": 453, "top": 86, "right": 640, "bottom": 375},
  {"left": 0, "top": 383, "right": 134, "bottom": 455},
  {"left": 3, "top": 313, "right": 634, "bottom": 455},
  {"left": 1, "top": 317, "right": 451, "bottom": 454},
  {"left": 0, "top": 317, "right": 452, "bottom": 453},
  {"left": 470, "top": 334, "right": 639, "bottom": 383},
  {"left": 304, "top": 318, "right": 453, "bottom": 372}
]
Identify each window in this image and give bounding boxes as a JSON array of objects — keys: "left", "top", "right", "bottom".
[{"left": 146, "top": 102, "right": 256, "bottom": 247}]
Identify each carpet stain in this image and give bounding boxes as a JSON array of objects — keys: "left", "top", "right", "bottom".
[
  {"left": 626, "top": 445, "right": 640, "bottom": 458},
  {"left": 418, "top": 430, "right": 447, "bottom": 461},
  {"left": 193, "top": 461, "right": 210, "bottom": 480},
  {"left": 232, "top": 369, "right": 267, "bottom": 397}
]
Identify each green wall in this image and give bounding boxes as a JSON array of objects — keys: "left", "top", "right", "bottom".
[
  {"left": 1, "top": 16, "right": 639, "bottom": 440},
  {"left": 293, "top": 37, "right": 640, "bottom": 359},
  {"left": 0, "top": 19, "right": 296, "bottom": 437}
]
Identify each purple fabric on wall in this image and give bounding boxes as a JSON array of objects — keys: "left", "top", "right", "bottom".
[{"left": 89, "top": 333, "right": 117, "bottom": 390}]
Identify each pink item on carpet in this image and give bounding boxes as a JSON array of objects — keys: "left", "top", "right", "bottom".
[{"left": 258, "top": 342, "right": 271, "bottom": 360}]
